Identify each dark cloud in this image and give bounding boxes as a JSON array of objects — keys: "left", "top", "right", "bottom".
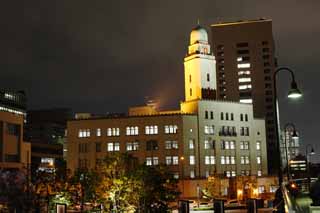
[{"left": 0, "top": 0, "right": 319, "bottom": 160}]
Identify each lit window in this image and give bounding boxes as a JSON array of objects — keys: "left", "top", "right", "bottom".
[
  {"left": 245, "top": 156, "right": 250, "bottom": 164},
  {"left": 226, "top": 171, "right": 231, "bottom": 177},
  {"left": 190, "top": 170, "right": 195, "bottom": 178},
  {"left": 190, "top": 155, "right": 195, "bottom": 165},
  {"left": 230, "top": 141, "right": 235, "bottom": 149},
  {"left": 96, "top": 128, "right": 101, "bottom": 137},
  {"left": 145, "top": 125, "right": 158, "bottom": 135},
  {"left": 126, "top": 126, "right": 139, "bottom": 136},
  {"left": 107, "top": 128, "right": 120, "bottom": 136},
  {"left": 153, "top": 157, "right": 158, "bottom": 165},
  {"left": 256, "top": 141, "right": 261, "bottom": 150},
  {"left": 225, "top": 156, "right": 230, "bottom": 164},
  {"left": 126, "top": 142, "right": 139, "bottom": 151},
  {"left": 239, "top": 84, "right": 252, "bottom": 90},
  {"left": 240, "top": 99, "right": 253, "bottom": 104},
  {"left": 165, "top": 141, "right": 178, "bottom": 149},
  {"left": 231, "top": 171, "right": 236, "bottom": 177},
  {"left": 240, "top": 141, "right": 249, "bottom": 150},
  {"left": 205, "top": 156, "right": 215, "bottom": 165},
  {"left": 114, "top": 142, "right": 120, "bottom": 151},
  {"left": 257, "top": 156, "right": 261, "bottom": 164},
  {"left": 237, "top": 63, "right": 251, "bottom": 69},
  {"left": 221, "top": 156, "right": 225, "bottom": 164},
  {"left": 173, "top": 156, "right": 179, "bottom": 165},
  {"left": 107, "top": 143, "right": 113, "bottom": 151},
  {"left": 238, "top": 77, "right": 251, "bottom": 83},
  {"left": 166, "top": 156, "right": 172, "bottom": 165},
  {"left": 78, "top": 129, "right": 91, "bottom": 138},
  {"left": 237, "top": 57, "right": 242, "bottom": 62},
  {"left": 189, "top": 139, "right": 194, "bottom": 149},
  {"left": 231, "top": 156, "right": 235, "bottom": 164},
  {"left": 204, "top": 125, "right": 214, "bottom": 135},
  {"left": 146, "top": 157, "right": 152, "bottom": 166},
  {"left": 164, "top": 125, "right": 178, "bottom": 134},
  {"left": 238, "top": 70, "right": 251, "bottom": 75}
]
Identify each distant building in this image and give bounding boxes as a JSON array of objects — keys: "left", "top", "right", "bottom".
[
  {"left": 0, "top": 89, "right": 26, "bottom": 117},
  {"left": 210, "top": 19, "right": 277, "bottom": 174},
  {"left": 289, "top": 154, "right": 307, "bottom": 179},
  {"left": 24, "top": 108, "right": 72, "bottom": 176},
  {"left": 280, "top": 127, "right": 299, "bottom": 170},
  {"left": 0, "top": 111, "right": 31, "bottom": 171},
  {"left": 67, "top": 26, "right": 268, "bottom": 188}
]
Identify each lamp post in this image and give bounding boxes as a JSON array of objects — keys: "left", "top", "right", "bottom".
[
  {"left": 305, "top": 144, "right": 315, "bottom": 191},
  {"left": 180, "top": 156, "right": 185, "bottom": 198},
  {"left": 273, "top": 67, "right": 302, "bottom": 187},
  {"left": 283, "top": 123, "right": 299, "bottom": 181}
]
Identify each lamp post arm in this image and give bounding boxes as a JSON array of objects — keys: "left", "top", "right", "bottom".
[{"left": 274, "top": 67, "right": 296, "bottom": 83}]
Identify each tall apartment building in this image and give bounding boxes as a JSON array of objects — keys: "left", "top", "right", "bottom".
[
  {"left": 0, "top": 111, "right": 31, "bottom": 170},
  {"left": 67, "top": 26, "right": 268, "bottom": 182},
  {"left": 210, "top": 19, "right": 277, "bottom": 174}
]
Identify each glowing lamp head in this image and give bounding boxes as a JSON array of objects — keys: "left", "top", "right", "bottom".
[
  {"left": 288, "top": 81, "right": 302, "bottom": 99},
  {"left": 180, "top": 156, "right": 185, "bottom": 161},
  {"left": 291, "top": 130, "right": 299, "bottom": 139},
  {"left": 310, "top": 148, "right": 316, "bottom": 155}
]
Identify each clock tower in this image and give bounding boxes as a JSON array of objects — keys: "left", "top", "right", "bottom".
[{"left": 184, "top": 25, "right": 217, "bottom": 102}]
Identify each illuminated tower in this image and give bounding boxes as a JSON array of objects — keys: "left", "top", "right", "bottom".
[{"left": 184, "top": 25, "right": 217, "bottom": 102}]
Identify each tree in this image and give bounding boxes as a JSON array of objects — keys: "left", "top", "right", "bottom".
[
  {"left": 136, "top": 164, "right": 180, "bottom": 212},
  {"left": 95, "top": 153, "right": 142, "bottom": 212}
]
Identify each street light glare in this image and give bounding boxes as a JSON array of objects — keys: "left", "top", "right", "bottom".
[
  {"left": 291, "top": 130, "right": 299, "bottom": 139},
  {"left": 287, "top": 81, "right": 302, "bottom": 99},
  {"left": 311, "top": 148, "right": 316, "bottom": 155}
]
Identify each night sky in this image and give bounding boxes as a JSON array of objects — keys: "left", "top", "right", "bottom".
[{"left": 1, "top": 1, "right": 319, "bottom": 160}]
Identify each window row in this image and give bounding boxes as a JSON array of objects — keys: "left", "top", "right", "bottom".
[
  {"left": 78, "top": 125, "right": 179, "bottom": 138},
  {"left": 86, "top": 140, "right": 261, "bottom": 153},
  {"left": 221, "top": 156, "right": 236, "bottom": 165},
  {"left": 86, "top": 140, "right": 180, "bottom": 153}
]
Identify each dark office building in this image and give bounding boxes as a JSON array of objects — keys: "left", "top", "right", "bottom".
[
  {"left": 24, "top": 108, "right": 72, "bottom": 179},
  {"left": 210, "top": 19, "right": 277, "bottom": 174}
]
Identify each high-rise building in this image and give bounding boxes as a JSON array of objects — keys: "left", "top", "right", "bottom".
[{"left": 210, "top": 19, "right": 277, "bottom": 174}]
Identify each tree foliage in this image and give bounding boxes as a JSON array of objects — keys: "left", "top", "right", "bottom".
[
  {"left": 95, "top": 153, "right": 142, "bottom": 212},
  {"left": 136, "top": 164, "right": 180, "bottom": 212}
]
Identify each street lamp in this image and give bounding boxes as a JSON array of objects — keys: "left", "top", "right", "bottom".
[
  {"left": 306, "top": 144, "right": 315, "bottom": 191},
  {"left": 283, "top": 123, "right": 299, "bottom": 181},
  {"left": 273, "top": 67, "right": 302, "bottom": 187}
]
